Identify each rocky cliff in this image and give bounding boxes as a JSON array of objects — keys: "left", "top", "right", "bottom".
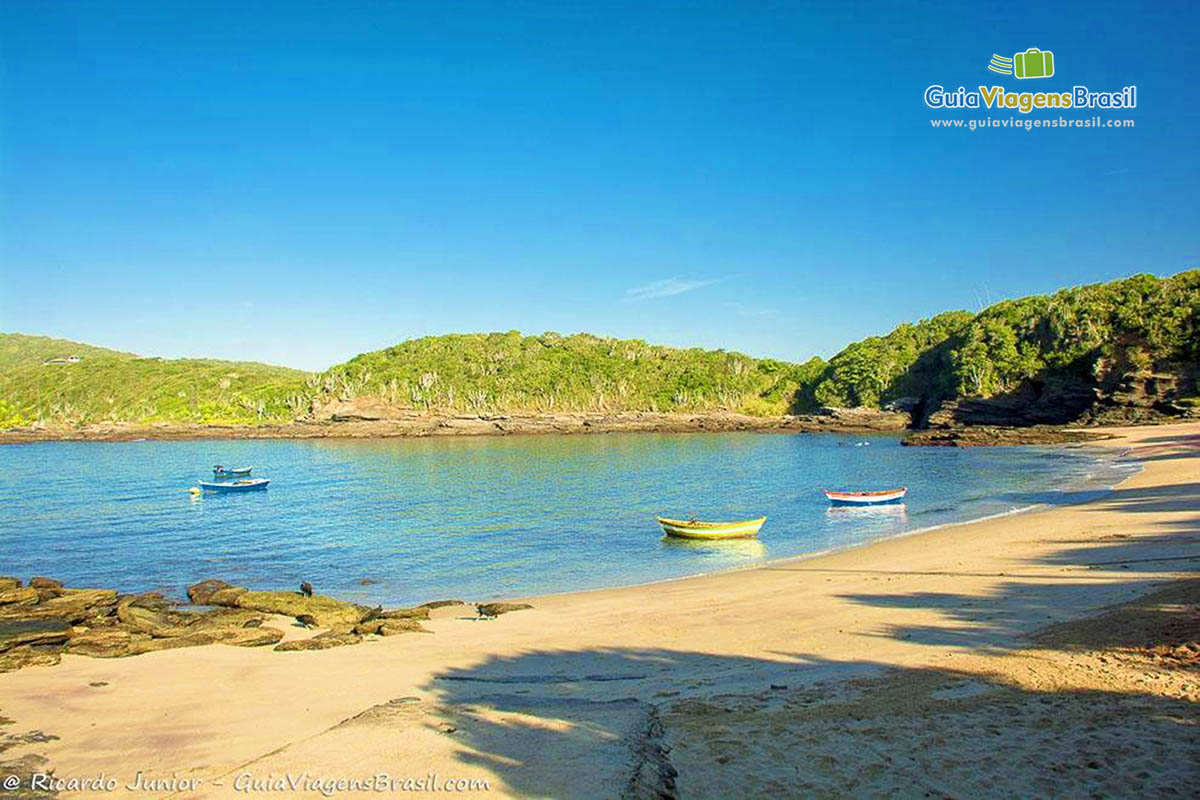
[{"left": 921, "top": 364, "right": 1197, "bottom": 431}]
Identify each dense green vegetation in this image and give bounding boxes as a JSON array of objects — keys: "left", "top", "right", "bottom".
[
  {"left": 0, "top": 334, "right": 311, "bottom": 426},
  {"left": 802, "top": 271, "right": 1199, "bottom": 412},
  {"left": 316, "top": 332, "right": 824, "bottom": 415},
  {"left": 3, "top": 271, "right": 1195, "bottom": 429},
  {"left": 808, "top": 311, "right": 974, "bottom": 410},
  {"left": 950, "top": 272, "right": 1199, "bottom": 396}
]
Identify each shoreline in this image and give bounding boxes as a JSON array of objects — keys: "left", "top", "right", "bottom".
[
  {"left": 0, "top": 411, "right": 869, "bottom": 444},
  {"left": 0, "top": 422, "right": 1196, "bottom": 797},
  {"left": 0, "top": 407, "right": 1121, "bottom": 445},
  {"left": 0, "top": 438, "right": 1138, "bottom": 612},
  {"left": 518, "top": 452, "right": 1142, "bottom": 608}
]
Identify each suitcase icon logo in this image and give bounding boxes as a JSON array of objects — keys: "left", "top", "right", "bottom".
[
  {"left": 987, "top": 48, "right": 1055, "bottom": 79},
  {"left": 1014, "top": 48, "right": 1054, "bottom": 79}
]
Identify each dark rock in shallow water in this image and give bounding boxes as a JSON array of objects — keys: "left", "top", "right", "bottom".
[
  {"left": 128, "top": 591, "right": 174, "bottom": 612},
  {"left": 28, "top": 576, "right": 63, "bottom": 590},
  {"left": 29, "top": 576, "right": 64, "bottom": 590},
  {"left": 187, "top": 579, "right": 242, "bottom": 605},
  {"left": 186, "top": 579, "right": 253, "bottom": 607},
  {"left": 0, "top": 618, "right": 73, "bottom": 651}
]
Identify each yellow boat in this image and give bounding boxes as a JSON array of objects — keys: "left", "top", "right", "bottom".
[{"left": 656, "top": 516, "right": 766, "bottom": 540}]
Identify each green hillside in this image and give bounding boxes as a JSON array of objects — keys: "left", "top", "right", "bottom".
[
  {"left": 0, "top": 334, "right": 312, "bottom": 427},
  {"left": 801, "top": 271, "right": 1200, "bottom": 414},
  {"left": 316, "top": 331, "right": 825, "bottom": 416},
  {"left": 4, "top": 271, "right": 1196, "bottom": 430},
  {"left": 807, "top": 310, "right": 975, "bottom": 410}
]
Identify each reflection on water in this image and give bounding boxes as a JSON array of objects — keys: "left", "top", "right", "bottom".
[
  {"left": 0, "top": 434, "right": 1134, "bottom": 606},
  {"left": 825, "top": 504, "right": 909, "bottom": 520},
  {"left": 659, "top": 535, "right": 767, "bottom": 564}
]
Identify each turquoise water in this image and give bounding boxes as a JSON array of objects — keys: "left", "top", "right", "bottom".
[{"left": 0, "top": 433, "right": 1136, "bottom": 606}]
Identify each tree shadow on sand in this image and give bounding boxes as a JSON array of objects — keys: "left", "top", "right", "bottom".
[
  {"left": 413, "top": 596, "right": 1197, "bottom": 798},
  {"left": 405, "top": 477, "right": 1199, "bottom": 797},
  {"left": 799, "top": 479, "right": 1200, "bottom": 652}
]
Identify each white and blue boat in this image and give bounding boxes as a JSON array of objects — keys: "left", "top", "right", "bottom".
[
  {"left": 213, "top": 466, "right": 253, "bottom": 477},
  {"left": 824, "top": 487, "right": 907, "bottom": 506},
  {"left": 195, "top": 479, "right": 270, "bottom": 493}
]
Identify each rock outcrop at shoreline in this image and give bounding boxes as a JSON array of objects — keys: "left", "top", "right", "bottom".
[
  {"left": 0, "top": 577, "right": 530, "bottom": 672},
  {"left": 916, "top": 368, "right": 1200, "bottom": 432},
  {"left": 901, "top": 426, "right": 1114, "bottom": 447},
  {"left": 0, "top": 580, "right": 286, "bottom": 672},
  {"left": 0, "top": 408, "right": 915, "bottom": 444},
  {"left": 2, "top": 398, "right": 1190, "bottom": 448}
]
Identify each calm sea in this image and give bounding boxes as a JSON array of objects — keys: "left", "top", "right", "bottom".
[{"left": 0, "top": 432, "right": 1136, "bottom": 606}]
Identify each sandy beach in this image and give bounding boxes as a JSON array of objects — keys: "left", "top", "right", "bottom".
[{"left": 1, "top": 423, "right": 1197, "bottom": 798}]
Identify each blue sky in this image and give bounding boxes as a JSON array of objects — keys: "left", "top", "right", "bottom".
[{"left": 1, "top": 1, "right": 1197, "bottom": 371}]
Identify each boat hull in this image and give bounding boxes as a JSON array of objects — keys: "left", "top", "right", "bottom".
[
  {"left": 824, "top": 488, "right": 907, "bottom": 506},
  {"left": 213, "top": 467, "right": 252, "bottom": 477},
  {"left": 198, "top": 479, "right": 270, "bottom": 492},
  {"left": 657, "top": 516, "right": 766, "bottom": 540}
]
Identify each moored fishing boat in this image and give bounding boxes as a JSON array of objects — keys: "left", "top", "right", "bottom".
[
  {"left": 824, "top": 488, "right": 907, "bottom": 506},
  {"left": 195, "top": 479, "right": 270, "bottom": 493},
  {"left": 212, "top": 466, "right": 252, "bottom": 477},
  {"left": 656, "top": 516, "right": 766, "bottom": 540}
]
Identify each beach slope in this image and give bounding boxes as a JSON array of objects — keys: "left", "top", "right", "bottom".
[{"left": 0, "top": 423, "right": 1196, "bottom": 798}]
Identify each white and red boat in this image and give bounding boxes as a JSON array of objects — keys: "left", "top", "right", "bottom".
[{"left": 823, "top": 487, "right": 907, "bottom": 506}]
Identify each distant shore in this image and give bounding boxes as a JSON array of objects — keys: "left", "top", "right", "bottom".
[
  {"left": 0, "top": 410, "right": 883, "bottom": 443},
  {"left": 0, "top": 408, "right": 1118, "bottom": 445}
]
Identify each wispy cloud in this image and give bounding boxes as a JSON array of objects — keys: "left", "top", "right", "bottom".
[
  {"left": 721, "top": 301, "right": 777, "bottom": 318},
  {"left": 623, "top": 275, "right": 739, "bottom": 303}
]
